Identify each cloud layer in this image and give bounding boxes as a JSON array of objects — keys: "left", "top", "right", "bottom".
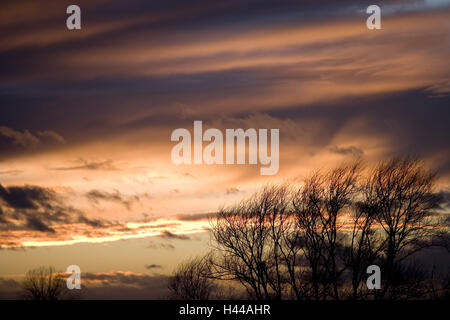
[{"left": 0, "top": 0, "right": 448, "bottom": 292}]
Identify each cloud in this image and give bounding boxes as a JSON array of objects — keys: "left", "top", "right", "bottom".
[
  {"left": 0, "top": 126, "right": 66, "bottom": 148},
  {"left": 175, "top": 212, "right": 217, "bottom": 221},
  {"left": 436, "top": 190, "right": 450, "bottom": 212},
  {"left": 37, "top": 130, "right": 66, "bottom": 144},
  {"left": 329, "top": 145, "right": 364, "bottom": 157},
  {"left": 0, "top": 2, "right": 448, "bottom": 173},
  {"left": 381, "top": 0, "right": 450, "bottom": 14},
  {"left": 86, "top": 189, "right": 140, "bottom": 210},
  {"left": 0, "top": 184, "right": 56, "bottom": 210},
  {"left": 147, "top": 242, "right": 176, "bottom": 250},
  {"left": 76, "top": 214, "right": 106, "bottom": 228},
  {"left": 25, "top": 216, "right": 55, "bottom": 233},
  {"left": 0, "top": 183, "right": 108, "bottom": 241},
  {"left": 0, "top": 278, "right": 21, "bottom": 299},
  {"left": 0, "top": 270, "right": 170, "bottom": 299},
  {"left": 158, "top": 230, "right": 190, "bottom": 240},
  {"left": 80, "top": 271, "right": 169, "bottom": 299},
  {"left": 0, "top": 126, "right": 40, "bottom": 148},
  {"left": 0, "top": 192, "right": 210, "bottom": 248},
  {"left": 83, "top": 270, "right": 168, "bottom": 289},
  {"left": 0, "top": 0, "right": 448, "bottom": 249},
  {"left": 53, "top": 159, "right": 118, "bottom": 171},
  {"left": 144, "top": 264, "right": 162, "bottom": 269}
]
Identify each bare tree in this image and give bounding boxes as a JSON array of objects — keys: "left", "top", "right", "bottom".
[
  {"left": 211, "top": 185, "right": 295, "bottom": 300},
  {"left": 172, "top": 158, "right": 447, "bottom": 301},
  {"left": 292, "top": 173, "right": 327, "bottom": 300},
  {"left": 292, "top": 162, "right": 361, "bottom": 300},
  {"left": 21, "top": 266, "right": 67, "bottom": 300},
  {"left": 344, "top": 198, "right": 383, "bottom": 300},
  {"left": 168, "top": 255, "right": 216, "bottom": 300},
  {"left": 361, "top": 158, "right": 441, "bottom": 298}
]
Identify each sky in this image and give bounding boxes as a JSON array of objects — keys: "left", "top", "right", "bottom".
[{"left": 0, "top": 0, "right": 449, "bottom": 298}]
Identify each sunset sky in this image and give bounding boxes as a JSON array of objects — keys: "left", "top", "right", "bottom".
[{"left": 1, "top": 0, "right": 449, "bottom": 299}]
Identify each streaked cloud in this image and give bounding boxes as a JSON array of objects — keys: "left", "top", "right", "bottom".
[
  {"left": 329, "top": 145, "right": 364, "bottom": 157},
  {"left": 52, "top": 159, "right": 119, "bottom": 171},
  {"left": 86, "top": 189, "right": 142, "bottom": 210},
  {"left": 145, "top": 264, "right": 162, "bottom": 269},
  {"left": 0, "top": 0, "right": 448, "bottom": 295},
  {"left": 0, "top": 126, "right": 40, "bottom": 148},
  {"left": 0, "top": 126, "right": 66, "bottom": 149},
  {"left": 158, "top": 230, "right": 191, "bottom": 240}
]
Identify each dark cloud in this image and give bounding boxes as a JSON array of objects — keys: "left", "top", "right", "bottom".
[
  {"left": 175, "top": 212, "right": 217, "bottom": 221},
  {"left": 0, "top": 271, "right": 170, "bottom": 300},
  {"left": 145, "top": 264, "right": 162, "bottom": 269},
  {"left": 0, "top": 0, "right": 447, "bottom": 163},
  {"left": 0, "top": 126, "right": 39, "bottom": 148},
  {"left": 37, "top": 130, "right": 66, "bottom": 144},
  {"left": 0, "top": 184, "right": 55, "bottom": 210},
  {"left": 435, "top": 190, "right": 450, "bottom": 212},
  {"left": 83, "top": 270, "right": 167, "bottom": 287},
  {"left": 0, "top": 183, "right": 108, "bottom": 240},
  {"left": 158, "top": 230, "right": 191, "bottom": 240},
  {"left": 267, "top": 89, "right": 450, "bottom": 176},
  {"left": 147, "top": 241, "right": 176, "bottom": 250},
  {"left": 25, "top": 216, "right": 55, "bottom": 233},
  {"left": 0, "top": 278, "right": 21, "bottom": 299},
  {"left": 86, "top": 189, "right": 140, "bottom": 210},
  {"left": 329, "top": 145, "right": 364, "bottom": 157},
  {"left": 0, "top": 126, "right": 65, "bottom": 149},
  {"left": 76, "top": 214, "right": 106, "bottom": 228},
  {"left": 53, "top": 159, "right": 119, "bottom": 171}
]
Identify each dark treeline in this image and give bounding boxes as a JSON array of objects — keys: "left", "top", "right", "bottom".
[{"left": 168, "top": 158, "right": 449, "bottom": 300}]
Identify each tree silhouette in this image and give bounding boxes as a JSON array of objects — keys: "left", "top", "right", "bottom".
[
  {"left": 169, "top": 157, "right": 449, "bottom": 300},
  {"left": 360, "top": 158, "right": 442, "bottom": 299},
  {"left": 292, "top": 162, "right": 361, "bottom": 300},
  {"left": 211, "top": 185, "right": 296, "bottom": 299},
  {"left": 21, "top": 266, "right": 66, "bottom": 300},
  {"left": 168, "top": 255, "right": 216, "bottom": 300}
]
